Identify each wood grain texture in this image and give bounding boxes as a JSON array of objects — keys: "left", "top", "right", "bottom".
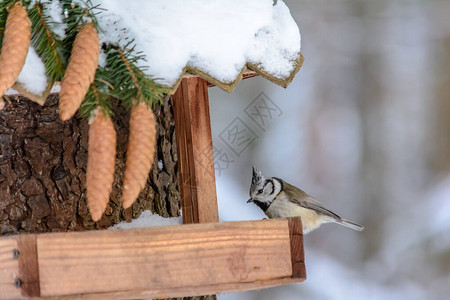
[
  {"left": 17, "top": 235, "right": 41, "bottom": 297},
  {"left": 0, "top": 237, "right": 21, "bottom": 299},
  {"left": 173, "top": 77, "right": 219, "bottom": 224},
  {"left": 173, "top": 77, "right": 219, "bottom": 300},
  {"left": 288, "top": 217, "right": 306, "bottom": 279},
  {"left": 35, "top": 219, "right": 295, "bottom": 298},
  {"left": 174, "top": 76, "right": 219, "bottom": 300},
  {"left": 40, "top": 277, "right": 301, "bottom": 299}
]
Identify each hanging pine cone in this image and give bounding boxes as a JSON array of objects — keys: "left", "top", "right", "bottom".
[
  {"left": 86, "top": 109, "right": 117, "bottom": 222},
  {"left": 0, "top": 2, "right": 31, "bottom": 97},
  {"left": 122, "top": 102, "right": 157, "bottom": 209},
  {"left": 59, "top": 22, "right": 99, "bottom": 121}
]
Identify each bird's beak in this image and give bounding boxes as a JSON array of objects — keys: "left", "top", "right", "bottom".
[{"left": 247, "top": 198, "right": 253, "bottom": 203}]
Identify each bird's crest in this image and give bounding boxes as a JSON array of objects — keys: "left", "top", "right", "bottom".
[{"left": 250, "top": 166, "right": 264, "bottom": 193}]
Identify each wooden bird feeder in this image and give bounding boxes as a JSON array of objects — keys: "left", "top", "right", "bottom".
[
  {"left": 0, "top": 0, "right": 308, "bottom": 297},
  {"left": 0, "top": 73, "right": 306, "bottom": 299}
]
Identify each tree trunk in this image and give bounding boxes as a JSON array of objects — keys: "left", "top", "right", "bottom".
[{"left": 0, "top": 94, "right": 180, "bottom": 233}]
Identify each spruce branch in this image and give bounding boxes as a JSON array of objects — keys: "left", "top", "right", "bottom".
[
  {"left": 1, "top": 0, "right": 167, "bottom": 117},
  {"left": 80, "top": 67, "right": 113, "bottom": 119},
  {"left": 60, "top": 0, "right": 100, "bottom": 56},
  {"left": 28, "top": 2, "right": 65, "bottom": 81},
  {"left": 105, "top": 45, "right": 167, "bottom": 109},
  {"left": 117, "top": 47, "right": 143, "bottom": 100}
]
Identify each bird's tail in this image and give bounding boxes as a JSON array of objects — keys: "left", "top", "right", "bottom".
[{"left": 334, "top": 218, "right": 364, "bottom": 231}]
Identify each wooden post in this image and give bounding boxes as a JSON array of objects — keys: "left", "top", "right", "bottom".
[{"left": 173, "top": 77, "right": 219, "bottom": 224}]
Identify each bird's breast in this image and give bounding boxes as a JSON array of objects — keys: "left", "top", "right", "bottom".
[{"left": 265, "top": 195, "right": 322, "bottom": 232}]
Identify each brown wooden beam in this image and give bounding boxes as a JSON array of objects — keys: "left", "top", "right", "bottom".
[
  {"left": 288, "top": 217, "right": 306, "bottom": 279},
  {"left": 0, "top": 218, "right": 305, "bottom": 299},
  {"left": 17, "top": 235, "right": 40, "bottom": 297},
  {"left": 40, "top": 277, "right": 301, "bottom": 300},
  {"left": 173, "top": 77, "right": 219, "bottom": 224}
]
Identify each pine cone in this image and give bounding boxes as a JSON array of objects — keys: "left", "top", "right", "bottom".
[
  {"left": 0, "top": 2, "right": 31, "bottom": 97},
  {"left": 86, "top": 109, "right": 117, "bottom": 222},
  {"left": 122, "top": 103, "right": 157, "bottom": 209},
  {"left": 59, "top": 23, "right": 99, "bottom": 120}
]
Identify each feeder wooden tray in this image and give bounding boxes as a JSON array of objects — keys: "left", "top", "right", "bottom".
[{"left": 0, "top": 218, "right": 305, "bottom": 299}]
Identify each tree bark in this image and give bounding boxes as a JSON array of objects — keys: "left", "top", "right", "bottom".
[{"left": 0, "top": 94, "right": 180, "bottom": 234}]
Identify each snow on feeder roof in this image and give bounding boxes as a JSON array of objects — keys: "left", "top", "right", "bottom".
[
  {"left": 5, "top": 0, "right": 303, "bottom": 99},
  {"left": 95, "top": 0, "right": 303, "bottom": 93}
]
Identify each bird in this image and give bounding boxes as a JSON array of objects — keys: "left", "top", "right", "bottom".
[{"left": 247, "top": 166, "right": 364, "bottom": 234}]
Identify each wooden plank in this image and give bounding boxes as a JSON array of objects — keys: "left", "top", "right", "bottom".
[
  {"left": 288, "top": 218, "right": 306, "bottom": 279},
  {"left": 17, "top": 235, "right": 41, "bottom": 297},
  {"left": 173, "top": 77, "right": 219, "bottom": 224},
  {"left": 36, "top": 219, "right": 297, "bottom": 298},
  {"left": 0, "top": 237, "right": 21, "bottom": 299},
  {"left": 42, "top": 277, "right": 301, "bottom": 299}
]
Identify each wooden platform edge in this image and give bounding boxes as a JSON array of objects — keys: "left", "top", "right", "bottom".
[
  {"left": 288, "top": 217, "right": 306, "bottom": 279},
  {"left": 0, "top": 218, "right": 306, "bottom": 299},
  {"left": 43, "top": 277, "right": 302, "bottom": 300}
]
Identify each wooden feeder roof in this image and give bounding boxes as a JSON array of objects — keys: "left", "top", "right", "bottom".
[{"left": 168, "top": 52, "right": 304, "bottom": 95}]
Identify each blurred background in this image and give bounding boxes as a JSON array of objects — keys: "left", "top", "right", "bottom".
[{"left": 209, "top": 0, "right": 450, "bottom": 299}]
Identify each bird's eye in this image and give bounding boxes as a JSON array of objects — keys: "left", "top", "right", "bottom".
[{"left": 258, "top": 188, "right": 264, "bottom": 194}]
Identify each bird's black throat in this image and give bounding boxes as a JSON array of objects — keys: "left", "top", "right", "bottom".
[{"left": 252, "top": 200, "right": 271, "bottom": 212}]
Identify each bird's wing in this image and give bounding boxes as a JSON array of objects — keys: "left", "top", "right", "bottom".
[
  {"left": 281, "top": 180, "right": 342, "bottom": 220},
  {"left": 295, "top": 198, "right": 341, "bottom": 220}
]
